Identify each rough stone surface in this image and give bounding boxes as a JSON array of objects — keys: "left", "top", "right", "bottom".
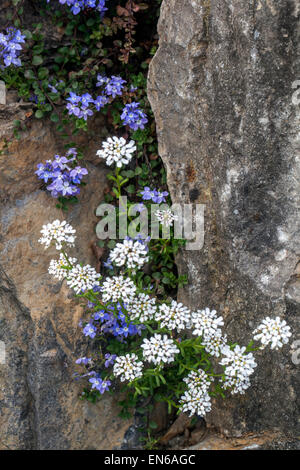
[
  {"left": 185, "top": 430, "right": 297, "bottom": 451},
  {"left": 148, "top": 0, "right": 300, "bottom": 443},
  {"left": 0, "top": 99, "right": 130, "bottom": 449}
]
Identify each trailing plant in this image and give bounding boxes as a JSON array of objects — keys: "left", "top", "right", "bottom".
[{"left": 38, "top": 140, "right": 292, "bottom": 438}]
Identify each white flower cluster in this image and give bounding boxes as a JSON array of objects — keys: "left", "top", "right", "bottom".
[
  {"left": 221, "top": 375, "right": 251, "bottom": 395},
  {"left": 96, "top": 136, "right": 136, "bottom": 168},
  {"left": 191, "top": 308, "right": 226, "bottom": 357},
  {"left": 179, "top": 389, "right": 212, "bottom": 417},
  {"left": 220, "top": 345, "right": 257, "bottom": 395},
  {"left": 110, "top": 239, "right": 148, "bottom": 270},
  {"left": 141, "top": 333, "right": 180, "bottom": 365},
  {"left": 253, "top": 316, "right": 292, "bottom": 350},
  {"left": 183, "top": 369, "right": 212, "bottom": 394},
  {"left": 102, "top": 275, "right": 136, "bottom": 303},
  {"left": 155, "top": 209, "right": 178, "bottom": 227},
  {"left": 180, "top": 369, "right": 212, "bottom": 417},
  {"left": 48, "top": 253, "right": 77, "bottom": 280},
  {"left": 66, "top": 264, "right": 100, "bottom": 294},
  {"left": 191, "top": 308, "right": 224, "bottom": 338},
  {"left": 113, "top": 353, "right": 143, "bottom": 382},
  {"left": 39, "top": 219, "right": 76, "bottom": 250},
  {"left": 127, "top": 293, "right": 157, "bottom": 322},
  {"left": 202, "top": 331, "right": 227, "bottom": 358},
  {"left": 156, "top": 300, "right": 191, "bottom": 332}
]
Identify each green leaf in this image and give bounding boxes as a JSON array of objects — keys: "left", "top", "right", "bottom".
[
  {"left": 44, "top": 103, "right": 52, "bottom": 112},
  {"left": 149, "top": 421, "right": 158, "bottom": 430},
  {"left": 38, "top": 67, "right": 49, "bottom": 79},
  {"left": 23, "top": 29, "right": 32, "bottom": 40},
  {"left": 35, "top": 110, "right": 44, "bottom": 119},
  {"left": 50, "top": 112, "right": 59, "bottom": 123},
  {"left": 24, "top": 69, "right": 35, "bottom": 80},
  {"left": 32, "top": 56, "right": 43, "bottom": 66},
  {"left": 107, "top": 240, "right": 116, "bottom": 249},
  {"left": 152, "top": 272, "right": 161, "bottom": 280},
  {"left": 135, "top": 166, "right": 143, "bottom": 175},
  {"left": 125, "top": 184, "right": 136, "bottom": 194},
  {"left": 54, "top": 55, "right": 64, "bottom": 64}
]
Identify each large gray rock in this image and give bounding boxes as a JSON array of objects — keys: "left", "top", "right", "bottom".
[{"left": 148, "top": 0, "right": 300, "bottom": 440}]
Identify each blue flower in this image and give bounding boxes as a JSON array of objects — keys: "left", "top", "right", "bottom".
[
  {"left": 67, "top": 92, "right": 81, "bottom": 104},
  {"left": 140, "top": 187, "right": 169, "bottom": 203},
  {"left": 104, "top": 353, "right": 116, "bottom": 368},
  {"left": 83, "top": 322, "right": 97, "bottom": 338},
  {"left": 141, "top": 186, "right": 156, "bottom": 201},
  {"left": 96, "top": 74, "right": 109, "bottom": 87},
  {"left": 0, "top": 28, "right": 25, "bottom": 69},
  {"left": 36, "top": 150, "right": 88, "bottom": 200},
  {"left": 103, "top": 258, "right": 113, "bottom": 270},
  {"left": 76, "top": 357, "right": 92, "bottom": 365},
  {"left": 121, "top": 102, "right": 148, "bottom": 130},
  {"left": 105, "top": 75, "right": 126, "bottom": 98},
  {"left": 94, "top": 94, "right": 109, "bottom": 111},
  {"left": 89, "top": 376, "right": 111, "bottom": 394},
  {"left": 93, "top": 310, "right": 106, "bottom": 322},
  {"left": 47, "top": 0, "right": 108, "bottom": 16},
  {"left": 80, "top": 92, "right": 93, "bottom": 107}
]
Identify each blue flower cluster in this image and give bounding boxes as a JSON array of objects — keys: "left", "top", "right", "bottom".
[
  {"left": 0, "top": 28, "right": 25, "bottom": 68},
  {"left": 89, "top": 376, "right": 111, "bottom": 394},
  {"left": 46, "top": 0, "right": 107, "bottom": 16},
  {"left": 66, "top": 92, "right": 103, "bottom": 120},
  {"left": 121, "top": 102, "right": 148, "bottom": 131},
  {"left": 104, "top": 353, "right": 116, "bottom": 368},
  {"left": 82, "top": 303, "right": 144, "bottom": 341},
  {"left": 141, "top": 187, "right": 169, "bottom": 203},
  {"left": 75, "top": 356, "right": 92, "bottom": 365},
  {"left": 66, "top": 74, "right": 126, "bottom": 120},
  {"left": 65, "top": 74, "right": 148, "bottom": 131},
  {"left": 96, "top": 74, "right": 126, "bottom": 98},
  {"left": 35, "top": 148, "right": 88, "bottom": 198},
  {"left": 74, "top": 353, "right": 115, "bottom": 393}
]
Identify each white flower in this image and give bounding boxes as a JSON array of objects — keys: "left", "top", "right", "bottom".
[
  {"left": 127, "top": 293, "right": 157, "bottom": 322},
  {"left": 66, "top": 264, "right": 100, "bottom": 294},
  {"left": 141, "top": 333, "right": 180, "bottom": 365},
  {"left": 179, "top": 389, "right": 212, "bottom": 417},
  {"left": 253, "top": 316, "right": 292, "bottom": 350},
  {"left": 183, "top": 369, "right": 212, "bottom": 394},
  {"left": 155, "top": 209, "right": 178, "bottom": 227},
  {"left": 102, "top": 275, "right": 136, "bottom": 303},
  {"left": 156, "top": 300, "right": 191, "bottom": 332},
  {"left": 110, "top": 238, "right": 148, "bottom": 269},
  {"left": 191, "top": 308, "right": 224, "bottom": 339},
  {"left": 220, "top": 345, "right": 257, "bottom": 381},
  {"left": 202, "top": 331, "right": 228, "bottom": 358},
  {"left": 39, "top": 219, "right": 76, "bottom": 250},
  {"left": 96, "top": 136, "right": 136, "bottom": 168},
  {"left": 221, "top": 375, "right": 251, "bottom": 395},
  {"left": 113, "top": 353, "right": 143, "bottom": 382},
  {"left": 48, "top": 253, "right": 77, "bottom": 280}
]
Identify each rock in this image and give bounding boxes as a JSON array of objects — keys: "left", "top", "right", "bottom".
[
  {"left": 149, "top": 401, "right": 171, "bottom": 433},
  {"left": 120, "top": 425, "right": 144, "bottom": 450},
  {"left": 148, "top": 0, "right": 300, "bottom": 444},
  {"left": 186, "top": 431, "right": 283, "bottom": 451},
  {"left": 189, "top": 420, "right": 207, "bottom": 446},
  {"left": 159, "top": 413, "right": 193, "bottom": 445},
  {"left": 0, "top": 110, "right": 130, "bottom": 449}
]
